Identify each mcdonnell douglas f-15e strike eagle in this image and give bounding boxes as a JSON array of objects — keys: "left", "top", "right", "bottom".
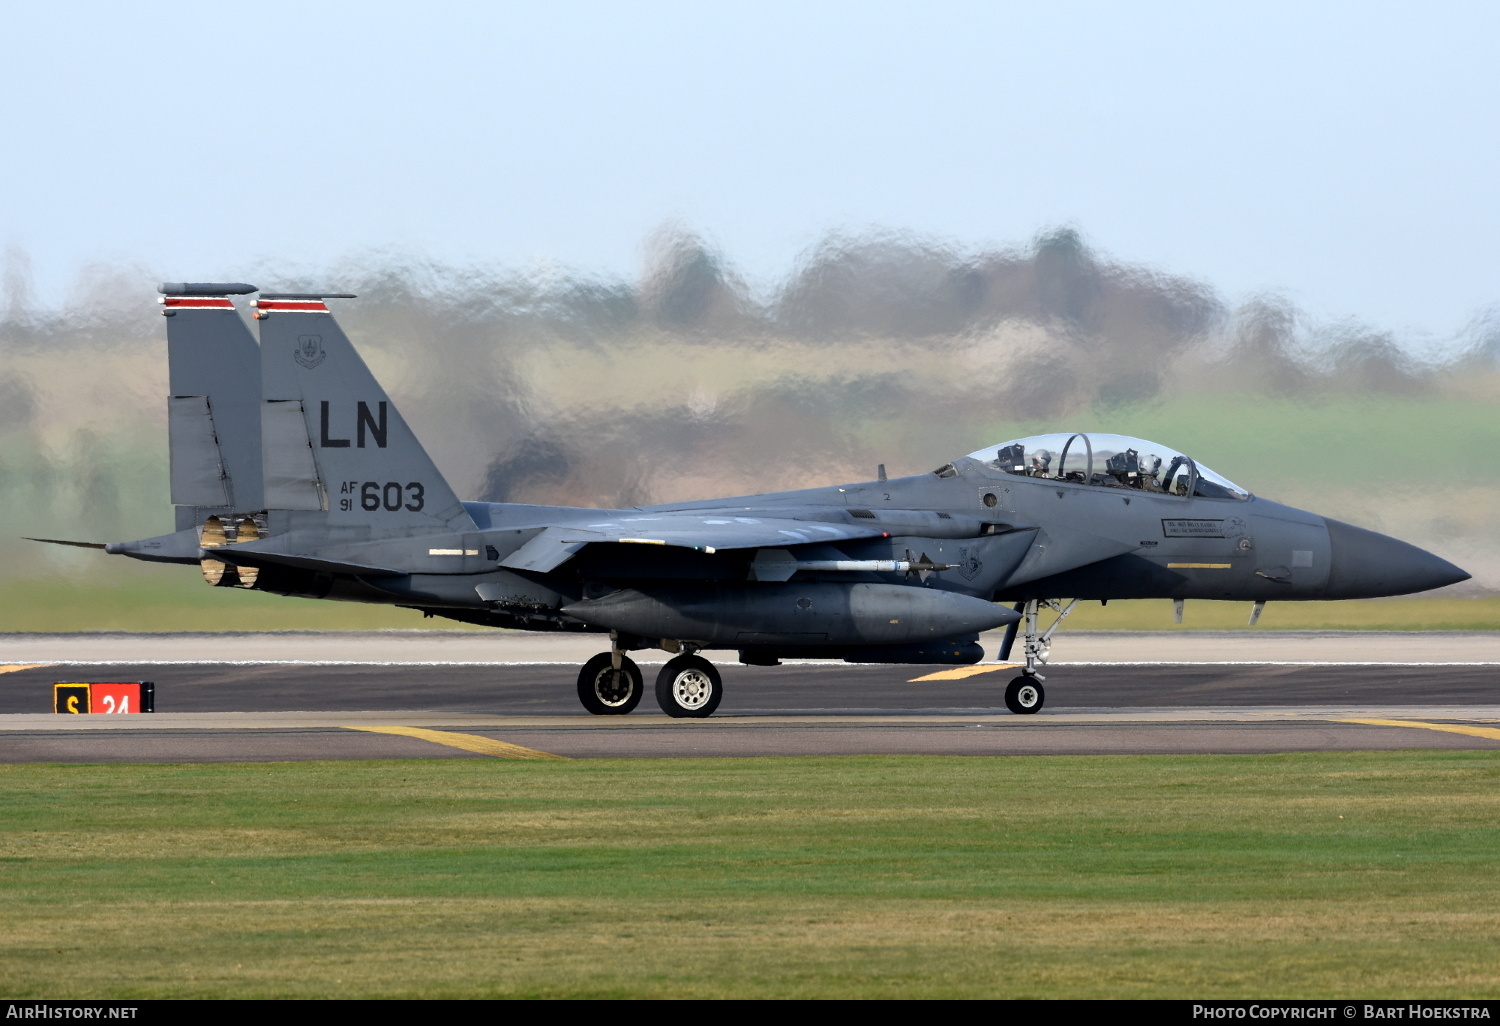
[{"left": 35, "top": 283, "right": 1471, "bottom": 717}]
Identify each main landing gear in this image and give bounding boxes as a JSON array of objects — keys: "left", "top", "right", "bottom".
[
  {"left": 577, "top": 636, "right": 724, "bottom": 718},
  {"left": 655, "top": 654, "right": 722, "bottom": 719},
  {"left": 576, "top": 650, "right": 644, "bottom": 715},
  {"left": 998, "top": 598, "right": 1079, "bottom": 715}
]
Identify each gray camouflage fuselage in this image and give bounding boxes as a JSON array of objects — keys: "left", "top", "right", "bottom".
[{"left": 104, "top": 284, "right": 1470, "bottom": 667}]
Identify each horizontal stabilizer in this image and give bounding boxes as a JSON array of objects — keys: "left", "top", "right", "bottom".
[
  {"left": 209, "top": 548, "right": 406, "bottom": 578},
  {"left": 103, "top": 528, "right": 204, "bottom": 564}
]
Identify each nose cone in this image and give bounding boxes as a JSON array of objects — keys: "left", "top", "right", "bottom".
[{"left": 1323, "top": 518, "right": 1471, "bottom": 599}]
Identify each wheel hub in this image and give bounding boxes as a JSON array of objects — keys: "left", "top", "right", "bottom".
[
  {"left": 672, "top": 670, "right": 714, "bottom": 710},
  {"left": 1016, "top": 683, "right": 1039, "bottom": 708},
  {"left": 594, "top": 668, "right": 634, "bottom": 706}
]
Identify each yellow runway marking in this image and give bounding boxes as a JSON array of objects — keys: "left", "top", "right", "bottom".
[
  {"left": 0, "top": 664, "right": 51, "bottom": 675},
  {"left": 1337, "top": 718, "right": 1500, "bottom": 742},
  {"left": 910, "top": 664, "right": 1020, "bottom": 682},
  {"left": 1167, "top": 563, "right": 1232, "bottom": 569},
  {"left": 345, "top": 725, "right": 567, "bottom": 760}
]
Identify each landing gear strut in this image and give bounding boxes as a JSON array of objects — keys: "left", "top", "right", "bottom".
[
  {"left": 577, "top": 636, "right": 644, "bottom": 715},
  {"left": 1000, "top": 598, "right": 1079, "bottom": 715}
]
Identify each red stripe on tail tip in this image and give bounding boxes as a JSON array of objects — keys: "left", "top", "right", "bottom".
[
  {"left": 160, "top": 297, "right": 235, "bottom": 309},
  {"left": 251, "top": 300, "right": 328, "bottom": 312}
]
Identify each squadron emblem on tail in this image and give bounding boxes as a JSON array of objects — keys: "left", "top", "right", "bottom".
[{"left": 294, "top": 335, "right": 326, "bottom": 369}]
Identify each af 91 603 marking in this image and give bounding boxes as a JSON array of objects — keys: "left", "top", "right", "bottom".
[{"left": 336, "top": 481, "right": 425, "bottom": 512}]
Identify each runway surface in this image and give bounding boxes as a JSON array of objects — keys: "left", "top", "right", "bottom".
[
  {"left": 5, "top": 628, "right": 1499, "bottom": 665},
  {"left": 2, "top": 634, "right": 1497, "bottom": 762}
]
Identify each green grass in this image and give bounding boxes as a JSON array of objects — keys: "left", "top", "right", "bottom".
[{"left": 2, "top": 752, "right": 1498, "bottom": 998}]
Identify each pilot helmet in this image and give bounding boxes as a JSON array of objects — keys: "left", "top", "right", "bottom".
[{"left": 1030, "top": 449, "right": 1052, "bottom": 472}]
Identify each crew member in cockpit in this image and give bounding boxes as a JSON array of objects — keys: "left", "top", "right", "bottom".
[
  {"left": 1140, "top": 453, "right": 1163, "bottom": 490},
  {"left": 1029, "top": 449, "right": 1052, "bottom": 477}
]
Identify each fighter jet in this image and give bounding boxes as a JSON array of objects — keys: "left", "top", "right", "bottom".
[{"left": 52, "top": 283, "right": 1471, "bottom": 717}]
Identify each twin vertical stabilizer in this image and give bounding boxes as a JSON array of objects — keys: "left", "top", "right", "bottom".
[
  {"left": 159, "top": 283, "right": 263, "bottom": 531},
  {"left": 252, "top": 294, "right": 473, "bottom": 531},
  {"left": 159, "top": 283, "right": 472, "bottom": 538}
]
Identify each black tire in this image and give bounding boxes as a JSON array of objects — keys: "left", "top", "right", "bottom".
[
  {"left": 577, "top": 653, "right": 644, "bottom": 715},
  {"left": 1004, "top": 675, "right": 1045, "bottom": 715},
  {"left": 655, "top": 655, "right": 723, "bottom": 718}
]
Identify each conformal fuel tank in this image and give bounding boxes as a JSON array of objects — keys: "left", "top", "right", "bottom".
[{"left": 562, "top": 581, "right": 1018, "bottom": 647}]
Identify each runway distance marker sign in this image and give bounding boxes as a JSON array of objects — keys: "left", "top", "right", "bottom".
[{"left": 53, "top": 682, "right": 155, "bottom": 714}]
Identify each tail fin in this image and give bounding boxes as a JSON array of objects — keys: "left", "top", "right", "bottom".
[
  {"left": 253, "top": 294, "right": 474, "bottom": 532},
  {"left": 158, "top": 283, "right": 263, "bottom": 531}
]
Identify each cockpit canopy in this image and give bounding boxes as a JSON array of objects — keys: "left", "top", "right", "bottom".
[{"left": 964, "top": 433, "right": 1250, "bottom": 500}]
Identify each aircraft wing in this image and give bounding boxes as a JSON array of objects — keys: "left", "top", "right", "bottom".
[{"left": 499, "top": 516, "right": 895, "bottom": 574}]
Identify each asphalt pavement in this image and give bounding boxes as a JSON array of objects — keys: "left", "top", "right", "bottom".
[{"left": 1, "top": 632, "right": 1495, "bottom": 762}]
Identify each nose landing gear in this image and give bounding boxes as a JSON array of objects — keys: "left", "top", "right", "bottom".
[
  {"left": 998, "top": 598, "right": 1079, "bottom": 714},
  {"left": 1004, "top": 675, "right": 1044, "bottom": 714}
]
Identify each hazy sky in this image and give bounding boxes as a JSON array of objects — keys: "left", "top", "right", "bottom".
[{"left": 2, "top": 1, "right": 1497, "bottom": 338}]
